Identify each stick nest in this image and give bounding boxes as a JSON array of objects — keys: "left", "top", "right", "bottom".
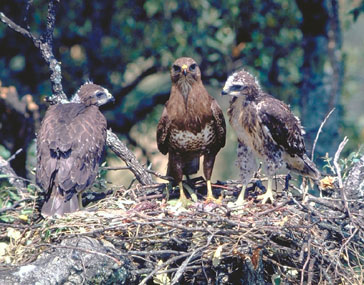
[{"left": 1, "top": 175, "right": 363, "bottom": 284}]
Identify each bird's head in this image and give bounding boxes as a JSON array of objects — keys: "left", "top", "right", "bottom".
[
  {"left": 170, "top": 57, "right": 201, "bottom": 98},
  {"left": 221, "top": 69, "right": 261, "bottom": 99},
  {"left": 73, "top": 82, "right": 115, "bottom": 107}
]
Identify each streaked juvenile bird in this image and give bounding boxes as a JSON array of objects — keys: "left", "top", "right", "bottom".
[
  {"left": 222, "top": 69, "right": 320, "bottom": 204},
  {"left": 36, "top": 82, "right": 114, "bottom": 216},
  {"left": 157, "top": 57, "right": 226, "bottom": 206}
]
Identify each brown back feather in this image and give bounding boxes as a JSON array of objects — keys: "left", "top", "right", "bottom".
[{"left": 36, "top": 103, "right": 107, "bottom": 216}]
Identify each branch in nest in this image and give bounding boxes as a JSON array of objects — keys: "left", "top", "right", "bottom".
[
  {"left": 0, "top": 155, "right": 26, "bottom": 191},
  {"left": 106, "top": 130, "right": 154, "bottom": 185}
]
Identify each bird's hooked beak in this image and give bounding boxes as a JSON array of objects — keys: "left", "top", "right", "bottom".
[
  {"left": 105, "top": 90, "right": 115, "bottom": 103},
  {"left": 97, "top": 89, "right": 115, "bottom": 106},
  {"left": 221, "top": 87, "right": 229, "bottom": 96},
  {"left": 181, "top": 64, "right": 188, "bottom": 76},
  {"left": 221, "top": 85, "right": 230, "bottom": 96}
]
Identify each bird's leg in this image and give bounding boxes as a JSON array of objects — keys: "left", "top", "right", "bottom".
[
  {"left": 78, "top": 193, "right": 83, "bottom": 210},
  {"left": 205, "top": 180, "right": 214, "bottom": 201},
  {"left": 235, "top": 184, "right": 247, "bottom": 206},
  {"left": 284, "top": 173, "right": 291, "bottom": 191},
  {"left": 177, "top": 182, "right": 191, "bottom": 207},
  {"left": 257, "top": 176, "right": 274, "bottom": 204},
  {"left": 301, "top": 177, "right": 309, "bottom": 203},
  {"left": 203, "top": 153, "right": 221, "bottom": 203},
  {"left": 205, "top": 179, "right": 222, "bottom": 204}
]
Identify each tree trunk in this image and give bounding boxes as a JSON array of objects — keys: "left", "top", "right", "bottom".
[{"left": 296, "top": 0, "right": 343, "bottom": 160}]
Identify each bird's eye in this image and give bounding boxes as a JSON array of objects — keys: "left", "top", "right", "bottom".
[
  {"left": 231, "top": 85, "right": 243, "bottom": 91},
  {"left": 95, "top": 91, "right": 105, "bottom": 98},
  {"left": 189, "top": 64, "right": 197, "bottom": 71},
  {"left": 172, "top": 65, "right": 181, "bottom": 72}
]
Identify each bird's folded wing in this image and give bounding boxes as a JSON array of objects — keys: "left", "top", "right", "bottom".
[
  {"left": 156, "top": 105, "right": 171, "bottom": 155},
  {"left": 258, "top": 96, "right": 305, "bottom": 157},
  {"left": 211, "top": 99, "right": 226, "bottom": 148}
]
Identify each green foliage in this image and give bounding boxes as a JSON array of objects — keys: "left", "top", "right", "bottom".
[
  {"left": 0, "top": 183, "right": 37, "bottom": 223},
  {"left": 0, "top": 186, "right": 21, "bottom": 222},
  {"left": 321, "top": 145, "right": 363, "bottom": 178},
  {"left": 349, "top": 1, "right": 364, "bottom": 22},
  {"left": 0, "top": 145, "right": 10, "bottom": 160},
  {"left": 0, "top": 0, "right": 363, "bottom": 180}
]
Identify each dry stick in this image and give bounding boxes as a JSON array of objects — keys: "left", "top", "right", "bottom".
[
  {"left": 333, "top": 137, "right": 351, "bottom": 218},
  {"left": 0, "top": 3, "right": 66, "bottom": 102},
  {"left": 301, "top": 215, "right": 312, "bottom": 285},
  {"left": 134, "top": 265, "right": 201, "bottom": 276},
  {"left": 311, "top": 108, "right": 335, "bottom": 161},
  {"left": 170, "top": 247, "right": 203, "bottom": 285},
  {"left": 139, "top": 234, "right": 214, "bottom": 285},
  {"left": 104, "top": 165, "right": 173, "bottom": 181},
  {"left": 0, "top": 198, "right": 33, "bottom": 214},
  {"left": 138, "top": 251, "right": 194, "bottom": 285},
  {"left": 106, "top": 130, "right": 154, "bottom": 185}
]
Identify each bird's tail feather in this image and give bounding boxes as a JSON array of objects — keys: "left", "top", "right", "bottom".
[
  {"left": 41, "top": 193, "right": 79, "bottom": 217},
  {"left": 182, "top": 157, "right": 200, "bottom": 175}
]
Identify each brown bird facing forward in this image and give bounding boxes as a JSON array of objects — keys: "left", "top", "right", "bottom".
[
  {"left": 222, "top": 69, "right": 320, "bottom": 204},
  {"left": 157, "top": 57, "right": 226, "bottom": 206},
  {"left": 36, "top": 82, "right": 114, "bottom": 216}
]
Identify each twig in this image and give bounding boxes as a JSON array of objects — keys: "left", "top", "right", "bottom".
[
  {"left": 171, "top": 245, "right": 205, "bottom": 285},
  {"left": 138, "top": 251, "right": 194, "bottom": 285},
  {"left": 139, "top": 234, "right": 214, "bottom": 285},
  {"left": 102, "top": 166, "right": 130, "bottom": 171},
  {"left": 333, "top": 137, "right": 351, "bottom": 219},
  {"left": 146, "top": 169, "right": 174, "bottom": 181},
  {"left": 301, "top": 216, "right": 312, "bottom": 285},
  {"left": 0, "top": 198, "right": 33, "bottom": 214},
  {"left": 311, "top": 108, "right": 335, "bottom": 160},
  {"left": 333, "top": 136, "right": 348, "bottom": 188},
  {"left": 6, "top": 149, "right": 23, "bottom": 163},
  {"left": 0, "top": 2, "right": 66, "bottom": 102},
  {"left": 255, "top": 199, "right": 290, "bottom": 217}
]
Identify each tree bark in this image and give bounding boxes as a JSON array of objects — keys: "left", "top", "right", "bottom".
[{"left": 296, "top": 0, "right": 343, "bottom": 159}]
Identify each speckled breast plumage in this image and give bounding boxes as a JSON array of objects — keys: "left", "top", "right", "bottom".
[{"left": 169, "top": 122, "right": 216, "bottom": 153}]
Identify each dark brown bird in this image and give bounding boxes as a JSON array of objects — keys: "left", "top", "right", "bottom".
[
  {"left": 222, "top": 69, "right": 320, "bottom": 204},
  {"left": 36, "top": 82, "right": 114, "bottom": 216},
  {"left": 157, "top": 57, "right": 226, "bottom": 206}
]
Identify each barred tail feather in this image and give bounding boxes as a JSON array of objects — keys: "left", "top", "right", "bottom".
[{"left": 41, "top": 193, "right": 79, "bottom": 216}]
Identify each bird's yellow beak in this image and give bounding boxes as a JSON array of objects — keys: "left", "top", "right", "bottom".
[
  {"left": 182, "top": 64, "right": 188, "bottom": 76},
  {"left": 221, "top": 86, "right": 229, "bottom": 96}
]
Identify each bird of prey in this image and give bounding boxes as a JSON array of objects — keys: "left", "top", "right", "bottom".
[
  {"left": 157, "top": 57, "right": 226, "bottom": 206},
  {"left": 36, "top": 82, "right": 114, "bottom": 216},
  {"left": 221, "top": 69, "right": 320, "bottom": 204}
]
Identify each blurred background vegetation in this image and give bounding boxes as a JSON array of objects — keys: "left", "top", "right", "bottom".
[{"left": 0, "top": 0, "right": 363, "bottom": 187}]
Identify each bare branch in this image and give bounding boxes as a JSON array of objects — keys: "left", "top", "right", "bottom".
[
  {"left": 333, "top": 136, "right": 348, "bottom": 188},
  {"left": 106, "top": 130, "right": 154, "bottom": 185},
  {"left": 311, "top": 108, "right": 335, "bottom": 161},
  {"left": 0, "top": 12, "right": 36, "bottom": 44},
  {"left": 0, "top": 3, "right": 66, "bottom": 103}
]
